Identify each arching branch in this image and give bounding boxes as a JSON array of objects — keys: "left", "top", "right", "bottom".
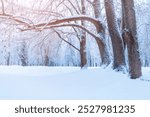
[
  {"left": 34, "top": 15, "right": 100, "bottom": 30},
  {"left": 0, "top": 13, "right": 33, "bottom": 27},
  {"left": 22, "top": 23, "right": 99, "bottom": 40}
]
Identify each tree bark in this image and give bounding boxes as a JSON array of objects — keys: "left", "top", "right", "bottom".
[
  {"left": 104, "top": 0, "right": 126, "bottom": 70},
  {"left": 95, "top": 37, "right": 109, "bottom": 65},
  {"left": 121, "top": 0, "right": 142, "bottom": 79},
  {"left": 93, "top": 0, "right": 110, "bottom": 65},
  {"left": 80, "top": 0, "right": 87, "bottom": 68}
]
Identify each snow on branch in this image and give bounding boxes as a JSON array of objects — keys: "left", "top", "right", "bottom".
[
  {"left": 0, "top": 13, "right": 101, "bottom": 40},
  {"left": 34, "top": 15, "right": 99, "bottom": 28},
  {"left": 0, "top": 13, "right": 33, "bottom": 28},
  {"left": 22, "top": 23, "right": 99, "bottom": 40}
]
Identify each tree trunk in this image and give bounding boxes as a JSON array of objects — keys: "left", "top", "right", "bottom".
[
  {"left": 19, "top": 41, "right": 28, "bottom": 66},
  {"left": 93, "top": 0, "right": 110, "bottom": 65},
  {"left": 80, "top": 0, "right": 87, "bottom": 68},
  {"left": 44, "top": 54, "right": 49, "bottom": 66},
  {"left": 104, "top": 0, "right": 126, "bottom": 70},
  {"left": 121, "top": 0, "right": 142, "bottom": 79},
  {"left": 95, "top": 37, "right": 109, "bottom": 65},
  {"left": 80, "top": 37, "right": 87, "bottom": 68}
]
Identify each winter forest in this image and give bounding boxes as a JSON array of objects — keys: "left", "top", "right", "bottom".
[{"left": 0, "top": 0, "right": 150, "bottom": 99}]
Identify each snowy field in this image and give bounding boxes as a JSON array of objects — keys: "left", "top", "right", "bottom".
[{"left": 0, "top": 66, "right": 150, "bottom": 100}]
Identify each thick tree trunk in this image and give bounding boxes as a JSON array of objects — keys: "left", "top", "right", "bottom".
[
  {"left": 104, "top": 0, "right": 126, "bottom": 70},
  {"left": 93, "top": 0, "right": 110, "bottom": 65},
  {"left": 80, "top": 0, "right": 87, "bottom": 68},
  {"left": 95, "top": 38, "right": 109, "bottom": 65},
  {"left": 121, "top": 0, "right": 142, "bottom": 79}
]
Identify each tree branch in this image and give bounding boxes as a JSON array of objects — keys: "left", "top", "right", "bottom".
[
  {"left": 0, "top": 13, "right": 32, "bottom": 27},
  {"left": 53, "top": 29, "right": 80, "bottom": 52},
  {"left": 22, "top": 23, "right": 99, "bottom": 40},
  {"left": 34, "top": 15, "right": 99, "bottom": 29}
]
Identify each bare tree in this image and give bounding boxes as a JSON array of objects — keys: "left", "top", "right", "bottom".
[
  {"left": 121, "top": 0, "right": 142, "bottom": 79},
  {"left": 104, "top": 0, "right": 125, "bottom": 71},
  {"left": 93, "top": 0, "right": 110, "bottom": 65},
  {"left": 80, "top": 0, "right": 87, "bottom": 68}
]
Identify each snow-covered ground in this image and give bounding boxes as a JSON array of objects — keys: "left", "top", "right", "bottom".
[{"left": 0, "top": 66, "right": 150, "bottom": 100}]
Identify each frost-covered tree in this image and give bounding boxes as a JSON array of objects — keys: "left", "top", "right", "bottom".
[
  {"left": 104, "top": 0, "right": 125, "bottom": 71},
  {"left": 121, "top": 0, "right": 142, "bottom": 79},
  {"left": 0, "top": 0, "right": 148, "bottom": 79}
]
